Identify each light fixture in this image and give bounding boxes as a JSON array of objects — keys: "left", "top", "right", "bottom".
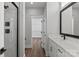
[{"left": 31, "top": 2, "right": 34, "bottom": 5}]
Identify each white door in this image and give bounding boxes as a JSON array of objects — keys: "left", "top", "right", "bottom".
[
  {"left": 32, "top": 16, "right": 42, "bottom": 38},
  {"left": 0, "top": 2, "right": 4, "bottom": 57},
  {"left": 4, "top": 2, "right": 17, "bottom": 57}
]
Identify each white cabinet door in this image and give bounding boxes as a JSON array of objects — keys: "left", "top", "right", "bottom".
[
  {"left": 51, "top": 40, "right": 58, "bottom": 57},
  {"left": 55, "top": 42, "right": 72, "bottom": 57},
  {"left": 48, "top": 38, "right": 57, "bottom": 57},
  {"left": 49, "top": 38, "right": 72, "bottom": 57},
  {"left": 44, "top": 36, "right": 49, "bottom": 56},
  {"left": 49, "top": 41, "right": 52, "bottom": 56},
  {"left": 57, "top": 48, "right": 73, "bottom": 57}
]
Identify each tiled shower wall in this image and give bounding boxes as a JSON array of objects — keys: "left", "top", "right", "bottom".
[{"left": 0, "top": 2, "right": 4, "bottom": 57}]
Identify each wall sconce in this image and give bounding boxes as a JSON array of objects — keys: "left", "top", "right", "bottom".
[{"left": 4, "top": 5, "right": 9, "bottom": 9}]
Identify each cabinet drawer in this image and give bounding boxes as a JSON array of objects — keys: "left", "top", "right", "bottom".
[{"left": 56, "top": 45, "right": 72, "bottom": 57}]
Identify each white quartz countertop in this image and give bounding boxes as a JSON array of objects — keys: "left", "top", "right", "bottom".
[{"left": 48, "top": 34, "right": 79, "bottom": 57}]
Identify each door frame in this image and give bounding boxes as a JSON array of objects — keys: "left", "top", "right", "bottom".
[{"left": 11, "top": 2, "right": 19, "bottom": 57}]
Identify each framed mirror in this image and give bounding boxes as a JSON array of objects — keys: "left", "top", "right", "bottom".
[{"left": 60, "top": 2, "right": 79, "bottom": 38}]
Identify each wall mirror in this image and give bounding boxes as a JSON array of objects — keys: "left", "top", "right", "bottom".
[{"left": 60, "top": 2, "right": 79, "bottom": 38}]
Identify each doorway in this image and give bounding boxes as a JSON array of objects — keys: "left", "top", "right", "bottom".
[
  {"left": 25, "top": 16, "right": 45, "bottom": 57},
  {"left": 31, "top": 16, "right": 42, "bottom": 38},
  {"left": 25, "top": 2, "right": 46, "bottom": 57}
]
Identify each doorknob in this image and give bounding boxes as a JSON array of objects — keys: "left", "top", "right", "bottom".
[{"left": 0, "top": 47, "right": 7, "bottom": 55}]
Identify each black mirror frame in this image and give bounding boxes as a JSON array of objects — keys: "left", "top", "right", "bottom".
[{"left": 60, "top": 2, "right": 79, "bottom": 39}]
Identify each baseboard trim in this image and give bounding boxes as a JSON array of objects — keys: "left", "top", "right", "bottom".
[
  {"left": 25, "top": 45, "right": 32, "bottom": 48},
  {"left": 25, "top": 48, "right": 32, "bottom": 50},
  {"left": 32, "top": 37, "right": 41, "bottom": 39}
]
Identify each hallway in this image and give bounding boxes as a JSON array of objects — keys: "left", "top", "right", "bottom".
[{"left": 25, "top": 38, "right": 46, "bottom": 57}]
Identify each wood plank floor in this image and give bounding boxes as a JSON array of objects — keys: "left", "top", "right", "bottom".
[{"left": 25, "top": 38, "right": 46, "bottom": 57}]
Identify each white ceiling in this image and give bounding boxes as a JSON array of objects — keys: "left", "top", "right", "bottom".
[{"left": 25, "top": 2, "right": 46, "bottom": 8}]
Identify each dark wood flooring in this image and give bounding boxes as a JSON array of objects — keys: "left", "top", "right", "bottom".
[{"left": 25, "top": 38, "right": 46, "bottom": 57}]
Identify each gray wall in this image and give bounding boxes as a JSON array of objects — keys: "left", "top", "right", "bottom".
[{"left": 25, "top": 7, "right": 44, "bottom": 48}]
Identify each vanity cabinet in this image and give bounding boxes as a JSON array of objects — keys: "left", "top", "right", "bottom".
[
  {"left": 42, "top": 35, "right": 73, "bottom": 57},
  {"left": 56, "top": 45, "right": 72, "bottom": 57},
  {"left": 41, "top": 34, "right": 49, "bottom": 56},
  {"left": 49, "top": 39, "right": 57, "bottom": 57},
  {"left": 48, "top": 37, "right": 73, "bottom": 57},
  {"left": 41, "top": 33, "right": 49, "bottom": 55},
  {"left": 48, "top": 37, "right": 58, "bottom": 57}
]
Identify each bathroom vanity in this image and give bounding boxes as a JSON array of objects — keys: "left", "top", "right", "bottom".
[
  {"left": 47, "top": 34, "right": 79, "bottom": 57},
  {"left": 42, "top": 33, "right": 79, "bottom": 57}
]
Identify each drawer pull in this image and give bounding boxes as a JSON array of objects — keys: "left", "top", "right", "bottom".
[{"left": 58, "top": 49, "right": 63, "bottom": 53}]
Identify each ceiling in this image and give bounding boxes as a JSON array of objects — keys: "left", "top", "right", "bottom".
[{"left": 25, "top": 2, "right": 46, "bottom": 8}]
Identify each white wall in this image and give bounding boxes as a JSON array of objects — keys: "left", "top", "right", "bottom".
[
  {"left": 61, "top": 2, "right": 68, "bottom": 7},
  {"left": 25, "top": 7, "right": 44, "bottom": 48},
  {"left": 47, "top": 2, "right": 60, "bottom": 34}
]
